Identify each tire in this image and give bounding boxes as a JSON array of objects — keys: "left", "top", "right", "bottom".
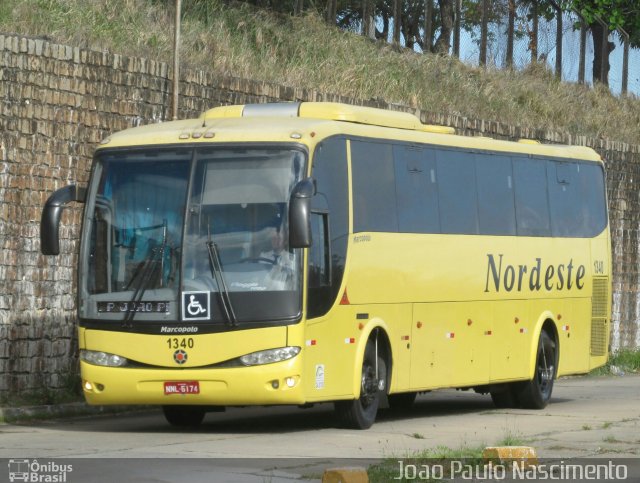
[
  {"left": 516, "top": 330, "right": 557, "bottom": 409},
  {"left": 388, "top": 392, "right": 417, "bottom": 411},
  {"left": 490, "top": 384, "right": 519, "bottom": 408},
  {"left": 335, "top": 340, "right": 386, "bottom": 429},
  {"left": 162, "top": 405, "right": 206, "bottom": 428}
]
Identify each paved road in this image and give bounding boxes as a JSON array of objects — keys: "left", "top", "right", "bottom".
[{"left": 1, "top": 374, "right": 639, "bottom": 481}]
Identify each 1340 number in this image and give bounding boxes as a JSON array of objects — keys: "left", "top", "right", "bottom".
[{"left": 166, "top": 337, "right": 194, "bottom": 349}]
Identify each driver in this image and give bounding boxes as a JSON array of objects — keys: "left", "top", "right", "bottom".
[{"left": 259, "top": 226, "right": 295, "bottom": 290}]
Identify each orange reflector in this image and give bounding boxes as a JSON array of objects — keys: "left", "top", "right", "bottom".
[
  {"left": 563, "top": 325, "right": 570, "bottom": 331},
  {"left": 306, "top": 339, "right": 317, "bottom": 346},
  {"left": 345, "top": 337, "right": 355, "bottom": 344},
  {"left": 340, "top": 289, "right": 350, "bottom": 305},
  {"left": 401, "top": 335, "right": 410, "bottom": 341},
  {"left": 446, "top": 332, "right": 455, "bottom": 339}
]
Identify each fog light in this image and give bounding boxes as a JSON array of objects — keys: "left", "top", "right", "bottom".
[
  {"left": 271, "top": 380, "right": 279, "bottom": 389},
  {"left": 285, "top": 377, "right": 296, "bottom": 388},
  {"left": 83, "top": 381, "right": 93, "bottom": 391}
]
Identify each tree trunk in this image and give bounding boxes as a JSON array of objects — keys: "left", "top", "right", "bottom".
[
  {"left": 506, "top": 0, "right": 515, "bottom": 68},
  {"left": 530, "top": 0, "right": 538, "bottom": 63},
  {"left": 590, "top": 21, "right": 614, "bottom": 86},
  {"left": 480, "top": 0, "right": 488, "bottom": 65},
  {"left": 326, "top": 0, "right": 337, "bottom": 25},
  {"left": 434, "top": 0, "right": 454, "bottom": 54},
  {"left": 424, "top": 0, "right": 433, "bottom": 52},
  {"left": 392, "top": 0, "right": 401, "bottom": 45}
]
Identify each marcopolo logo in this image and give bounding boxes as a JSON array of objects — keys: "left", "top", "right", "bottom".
[{"left": 8, "top": 459, "right": 72, "bottom": 482}]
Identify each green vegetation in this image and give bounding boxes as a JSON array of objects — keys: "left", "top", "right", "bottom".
[
  {"left": 603, "top": 435, "right": 622, "bottom": 443},
  {"left": 368, "top": 428, "right": 537, "bottom": 481},
  {"left": 589, "top": 348, "right": 640, "bottom": 376},
  {"left": 368, "top": 444, "right": 486, "bottom": 482},
  {"left": 495, "top": 430, "right": 528, "bottom": 447},
  {"left": 2, "top": 0, "right": 640, "bottom": 144}
]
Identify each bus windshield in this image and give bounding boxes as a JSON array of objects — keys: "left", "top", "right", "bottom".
[{"left": 79, "top": 146, "right": 306, "bottom": 327}]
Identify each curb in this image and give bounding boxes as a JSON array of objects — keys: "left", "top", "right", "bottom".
[
  {"left": 483, "top": 446, "right": 538, "bottom": 467},
  {"left": 322, "top": 467, "right": 369, "bottom": 483},
  {"left": 0, "top": 402, "right": 151, "bottom": 423}
]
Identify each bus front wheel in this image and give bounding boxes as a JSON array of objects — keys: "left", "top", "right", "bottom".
[
  {"left": 517, "top": 330, "right": 557, "bottom": 409},
  {"left": 162, "top": 405, "right": 206, "bottom": 428},
  {"left": 335, "top": 340, "right": 386, "bottom": 429}
]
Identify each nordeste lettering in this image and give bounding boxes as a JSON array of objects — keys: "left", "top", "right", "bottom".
[{"left": 484, "top": 254, "right": 586, "bottom": 293}]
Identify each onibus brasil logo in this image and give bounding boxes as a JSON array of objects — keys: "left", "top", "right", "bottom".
[{"left": 8, "top": 459, "right": 72, "bottom": 482}]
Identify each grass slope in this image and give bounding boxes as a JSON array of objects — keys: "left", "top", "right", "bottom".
[{"left": 2, "top": 0, "right": 640, "bottom": 144}]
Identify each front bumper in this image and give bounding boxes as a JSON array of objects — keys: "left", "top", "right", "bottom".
[{"left": 80, "top": 357, "right": 305, "bottom": 406}]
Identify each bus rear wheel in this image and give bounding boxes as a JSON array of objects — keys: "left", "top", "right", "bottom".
[
  {"left": 335, "top": 340, "right": 386, "bottom": 429},
  {"left": 517, "top": 330, "right": 557, "bottom": 409},
  {"left": 162, "top": 405, "right": 206, "bottom": 428}
]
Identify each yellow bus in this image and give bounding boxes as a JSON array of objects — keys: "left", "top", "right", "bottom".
[{"left": 41, "top": 102, "right": 610, "bottom": 429}]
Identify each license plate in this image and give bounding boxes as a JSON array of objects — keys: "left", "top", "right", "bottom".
[{"left": 164, "top": 381, "right": 200, "bottom": 395}]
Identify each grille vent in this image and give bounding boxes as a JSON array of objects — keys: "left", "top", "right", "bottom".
[{"left": 590, "top": 277, "right": 609, "bottom": 357}]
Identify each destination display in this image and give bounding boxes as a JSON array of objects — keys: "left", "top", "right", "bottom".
[{"left": 97, "top": 301, "right": 171, "bottom": 313}]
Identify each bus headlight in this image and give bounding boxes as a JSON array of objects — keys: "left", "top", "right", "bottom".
[
  {"left": 80, "top": 350, "right": 128, "bottom": 367},
  {"left": 240, "top": 346, "right": 300, "bottom": 366}
]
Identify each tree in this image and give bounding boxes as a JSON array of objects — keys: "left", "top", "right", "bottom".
[
  {"left": 434, "top": 0, "right": 455, "bottom": 53},
  {"left": 569, "top": 0, "right": 640, "bottom": 85}
]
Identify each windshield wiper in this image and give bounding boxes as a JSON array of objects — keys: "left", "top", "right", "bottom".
[
  {"left": 122, "top": 246, "right": 163, "bottom": 329},
  {"left": 122, "top": 221, "right": 167, "bottom": 329},
  {"left": 206, "top": 239, "right": 238, "bottom": 327}
]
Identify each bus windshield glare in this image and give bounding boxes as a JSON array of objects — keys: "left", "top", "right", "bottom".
[{"left": 79, "top": 146, "right": 306, "bottom": 327}]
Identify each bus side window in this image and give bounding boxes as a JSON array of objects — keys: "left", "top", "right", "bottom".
[
  {"left": 307, "top": 212, "right": 332, "bottom": 318},
  {"left": 393, "top": 145, "right": 439, "bottom": 233},
  {"left": 513, "top": 157, "right": 551, "bottom": 237},
  {"left": 308, "top": 137, "right": 348, "bottom": 319},
  {"left": 476, "top": 153, "right": 516, "bottom": 236}
]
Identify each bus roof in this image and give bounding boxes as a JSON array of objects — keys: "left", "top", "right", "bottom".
[{"left": 98, "top": 102, "right": 601, "bottom": 162}]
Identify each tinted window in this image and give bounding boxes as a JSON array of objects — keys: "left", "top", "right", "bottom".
[
  {"left": 394, "top": 145, "right": 440, "bottom": 233},
  {"left": 352, "top": 140, "right": 398, "bottom": 232},
  {"left": 579, "top": 163, "right": 608, "bottom": 236},
  {"left": 476, "top": 153, "right": 516, "bottom": 235},
  {"left": 513, "top": 158, "right": 551, "bottom": 236},
  {"left": 548, "top": 161, "right": 582, "bottom": 237},
  {"left": 437, "top": 150, "right": 479, "bottom": 234},
  {"left": 308, "top": 137, "right": 349, "bottom": 318}
]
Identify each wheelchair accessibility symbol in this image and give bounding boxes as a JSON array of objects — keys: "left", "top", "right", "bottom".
[{"left": 182, "top": 291, "right": 210, "bottom": 321}]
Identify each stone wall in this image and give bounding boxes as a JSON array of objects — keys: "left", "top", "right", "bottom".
[{"left": 0, "top": 33, "right": 638, "bottom": 400}]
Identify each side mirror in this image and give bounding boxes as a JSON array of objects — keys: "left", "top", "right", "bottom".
[
  {"left": 40, "top": 184, "right": 86, "bottom": 255},
  {"left": 289, "top": 178, "right": 316, "bottom": 249}
]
